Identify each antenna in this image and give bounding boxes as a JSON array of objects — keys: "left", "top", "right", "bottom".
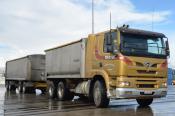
[
  {"left": 92, "top": 0, "right": 94, "bottom": 34},
  {"left": 110, "top": 12, "right": 111, "bottom": 31},
  {"left": 152, "top": 8, "right": 155, "bottom": 31}
]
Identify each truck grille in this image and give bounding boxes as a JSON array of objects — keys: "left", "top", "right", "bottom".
[
  {"left": 137, "top": 84, "right": 155, "bottom": 88},
  {"left": 137, "top": 70, "right": 156, "bottom": 74},
  {"left": 136, "top": 62, "right": 157, "bottom": 68}
]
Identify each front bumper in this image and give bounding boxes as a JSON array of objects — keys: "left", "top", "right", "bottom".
[{"left": 109, "top": 88, "right": 167, "bottom": 99}]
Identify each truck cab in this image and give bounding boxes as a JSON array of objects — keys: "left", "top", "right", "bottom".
[{"left": 85, "top": 26, "right": 169, "bottom": 107}]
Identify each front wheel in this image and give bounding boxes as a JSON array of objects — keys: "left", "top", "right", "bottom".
[
  {"left": 93, "top": 80, "right": 109, "bottom": 108},
  {"left": 136, "top": 98, "right": 153, "bottom": 107}
]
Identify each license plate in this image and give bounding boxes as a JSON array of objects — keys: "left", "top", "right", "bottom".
[{"left": 144, "top": 91, "right": 152, "bottom": 94}]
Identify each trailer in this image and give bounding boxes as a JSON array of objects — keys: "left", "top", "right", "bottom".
[
  {"left": 45, "top": 26, "right": 169, "bottom": 108},
  {"left": 5, "top": 54, "right": 47, "bottom": 93}
]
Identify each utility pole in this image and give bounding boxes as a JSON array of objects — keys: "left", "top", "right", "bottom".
[
  {"left": 110, "top": 12, "right": 111, "bottom": 31},
  {"left": 92, "top": 0, "right": 94, "bottom": 34}
]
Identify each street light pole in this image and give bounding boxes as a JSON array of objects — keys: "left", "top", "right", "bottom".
[{"left": 92, "top": 0, "right": 94, "bottom": 34}]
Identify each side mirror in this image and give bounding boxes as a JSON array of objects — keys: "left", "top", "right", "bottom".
[
  {"left": 112, "top": 39, "right": 118, "bottom": 55},
  {"left": 165, "top": 40, "right": 170, "bottom": 56}
]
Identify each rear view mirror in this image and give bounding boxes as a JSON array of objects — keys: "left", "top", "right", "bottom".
[{"left": 165, "top": 40, "right": 170, "bottom": 56}]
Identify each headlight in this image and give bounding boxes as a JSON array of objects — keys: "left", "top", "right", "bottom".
[
  {"left": 118, "top": 81, "right": 130, "bottom": 87},
  {"left": 161, "top": 82, "right": 167, "bottom": 88}
]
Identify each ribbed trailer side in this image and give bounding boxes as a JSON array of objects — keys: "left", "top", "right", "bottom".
[
  {"left": 6, "top": 57, "right": 30, "bottom": 81},
  {"left": 45, "top": 39, "right": 86, "bottom": 79},
  {"left": 30, "top": 55, "right": 45, "bottom": 81},
  {"left": 5, "top": 55, "right": 47, "bottom": 94},
  {"left": 5, "top": 55, "right": 45, "bottom": 81}
]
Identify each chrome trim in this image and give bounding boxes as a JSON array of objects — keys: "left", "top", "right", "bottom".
[{"left": 109, "top": 88, "right": 167, "bottom": 99}]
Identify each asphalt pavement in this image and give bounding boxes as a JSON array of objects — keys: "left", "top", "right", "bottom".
[{"left": 1, "top": 85, "right": 175, "bottom": 116}]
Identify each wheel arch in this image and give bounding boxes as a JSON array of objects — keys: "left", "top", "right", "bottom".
[{"left": 88, "top": 70, "right": 110, "bottom": 99}]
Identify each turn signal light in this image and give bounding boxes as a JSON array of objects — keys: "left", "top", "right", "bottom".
[
  {"left": 160, "top": 60, "right": 167, "bottom": 68},
  {"left": 161, "top": 82, "right": 167, "bottom": 88}
]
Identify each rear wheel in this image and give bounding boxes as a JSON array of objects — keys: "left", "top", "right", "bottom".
[
  {"left": 136, "top": 98, "right": 153, "bottom": 107},
  {"left": 57, "top": 81, "right": 74, "bottom": 101},
  {"left": 18, "top": 82, "right": 23, "bottom": 93},
  {"left": 5, "top": 81, "right": 10, "bottom": 91},
  {"left": 57, "top": 81, "right": 67, "bottom": 100},
  {"left": 93, "top": 80, "right": 109, "bottom": 108},
  {"left": 47, "top": 81, "right": 57, "bottom": 99}
]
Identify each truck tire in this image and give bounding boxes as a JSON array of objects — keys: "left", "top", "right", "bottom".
[
  {"left": 136, "top": 98, "right": 153, "bottom": 107},
  {"left": 93, "top": 80, "right": 109, "bottom": 108},
  {"left": 47, "top": 81, "right": 57, "bottom": 99},
  {"left": 18, "top": 84, "right": 23, "bottom": 93},
  {"left": 6, "top": 82, "right": 10, "bottom": 91},
  {"left": 22, "top": 86, "right": 28, "bottom": 93},
  {"left": 57, "top": 81, "right": 67, "bottom": 101}
]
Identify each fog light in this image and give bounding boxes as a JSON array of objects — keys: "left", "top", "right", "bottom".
[
  {"left": 161, "top": 82, "right": 167, "bottom": 88},
  {"left": 118, "top": 81, "right": 130, "bottom": 87}
]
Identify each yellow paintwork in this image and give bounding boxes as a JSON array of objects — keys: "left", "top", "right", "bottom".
[
  {"left": 34, "top": 82, "right": 47, "bottom": 88},
  {"left": 85, "top": 29, "right": 168, "bottom": 91}
]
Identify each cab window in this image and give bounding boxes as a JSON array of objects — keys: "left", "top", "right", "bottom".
[{"left": 104, "top": 32, "right": 117, "bottom": 53}]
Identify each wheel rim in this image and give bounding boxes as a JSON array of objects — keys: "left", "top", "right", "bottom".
[
  {"left": 23, "top": 86, "right": 26, "bottom": 93},
  {"left": 93, "top": 82, "right": 101, "bottom": 106},
  {"left": 57, "top": 82, "right": 64, "bottom": 99},
  {"left": 8, "top": 84, "right": 11, "bottom": 90},
  {"left": 49, "top": 86, "right": 54, "bottom": 97},
  {"left": 6, "top": 84, "right": 9, "bottom": 90},
  {"left": 18, "top": 86, "right": 21, "bottom": 92}
]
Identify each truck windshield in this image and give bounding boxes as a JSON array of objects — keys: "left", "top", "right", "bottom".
[{"left": 121, "top": 33, "right": 167, "bottom": 58}]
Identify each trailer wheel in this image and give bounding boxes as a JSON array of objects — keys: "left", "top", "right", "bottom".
[
  {"left": 136, "top": 98, "right": 153, "bottom": 107},
  {"left": 93, "top": 80, "right": 109, "bottom": 108},
  {"left": 47, "top": 81, "right": 57, "bottom": 99},
  {"left": 5, "top": 81, "right": 10, "bottom": 91},
  {"left": 18, "top": 84, "right": 23, "bottom": 93},
  {"left": 22, "top": 85, "right": 27, "bottom": 93},
  {"left": 57, "top": 81, "right": 67, "bottom": 101}
]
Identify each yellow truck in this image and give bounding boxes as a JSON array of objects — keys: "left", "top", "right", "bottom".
[{"left": 45, "top": 26, "right": 169, "bottom": 108}]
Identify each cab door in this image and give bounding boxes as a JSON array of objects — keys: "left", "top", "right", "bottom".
[{"left": 92, "top": 32, "right": 119, "bottom": 76}]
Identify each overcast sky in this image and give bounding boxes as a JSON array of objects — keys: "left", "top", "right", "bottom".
[{"left": 0, "top": 0, "right": 175, "bottom": 68}]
